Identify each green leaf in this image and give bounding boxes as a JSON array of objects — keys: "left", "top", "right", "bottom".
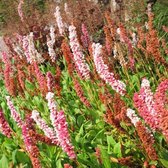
[
  {"left": 113, "top": 143, "right": 122, "bottom": 157},
  {"left": 15, "top": 150, "right": 30, "bottom": 163},
  {"left": 75, "top": 124, "right": 84, "bottom": 142},
  {"left": 79, "top": 124, "right": 84, "bottom": 135},
  {"left": 100, "top": 146, "right": 111, "bottom": 168},
  {"left": 107, "top": 135, "right": 116, "bottom": 154},
  {"left": 25, "top": 80, "right": 35, "bottom": 91},
  {"left": 1, "top": 102, "right": 6, "bottom": 111},
  {"left": 77, "top": 115, "right": 85, "bottom": 127},
  {"left": 78, "top": 153, "right": 92, "bottom": 167},
  {"left": 159, "top": 149, "right": 168, "bottom": 167},
  {"left": 2, "top": 139, "right": 17, "bottom": 151},
  {"left": 12, "top": 149, "right": 18, "bottom": 165},
  {"left": 160, "top": 159, "right": 168, "bottom": 167},
  {"left": 91, "top": 129, "right": 104, "bottom": 143},
  {"left": 0, "top": 155, "right": 8, "bottom": 168},
  {"left": 56, "top": 159, "right": 63, "bottom": 168}
]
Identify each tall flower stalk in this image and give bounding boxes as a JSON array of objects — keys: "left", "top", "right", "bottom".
[
  {"left": 81, "top": 24, "right": 90, "bottom": 49},
  {"left": 154, "top": 79, "right": 168, "bottom": 141},
  {"left": 18, "top": 0, "right": 24, "bottom": 22},
  {"left": 28, "top": 33, "right": 44, "bottom": 64},
  {"left": 54, "top": 6, "right": 65, "bottom": 36},
  {"left": 6, "top": 96, "right": 23, "bottom": 127},
  {"left": 47, "top": 25, "right": 56, "bottom": 62},
  {"left": 127, "top": 109, "right": 158, "bottom": 161},
  {"left": 31, "top": 110, "right": 58, "bottom": 145},
  {"left": 2, "top": 52, "right": 16, "bottom": 96},
  {"left": 33, "top": 62, "right": 48, "bottom": 95},
  {"left": 46, "top": 71, "right": 55, "bottom": 92},
  {"left": 126, "top": 108, "right": 140, "bottom": 127},
  {"left": 133, "top": 78, "right": 159, "bottom": 130},
  {"left": 52, "top": 110, "right": 76, "bottom": 159},
  {"left": 92, "top": 43, "right": 126, "bottom": 96},
  {"left": 69, "top": 25, "right": 90, "bottom": 79},
  {"left": 21, "top": 115, "right": 41, "bottom": 168},
  {"left": 46, "top": 92, "right": 76, "bottom": 159},
  {"left": 0, "top": 109, "right": 12, "bottom": 138}
]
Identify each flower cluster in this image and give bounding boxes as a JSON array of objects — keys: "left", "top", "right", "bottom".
[
  {"left": 53, "top": 110, "right": 76, "bottom": 159},
  {"left": 69, "top": 25, "right": 90, "bottom": 79},
  {"left": 154, "top": 79, "right": 168, "bottom": 141},
  {"left": 46, "top": 92, "right": 57, "bottom": 113},
  {"left": 31, "top": 110, "right": 58, "bottom": 145},
  {"left": 33, "top": 62, "right": 48, "bottom": 95},
  {"left": 17, "top": 64, "right": 26, "bottom": 91},
  {"left": 18, "top": 0, "right": 24, "bottom": 22},
  {"left": 6, "top": 96, "right": 23, "bottom": 127},
  {"left": 64, "top": 163, "right": 73, "bottom": 168},
  {"left": 73, "top": 78, "right": 91, "bottom": 108},
  {"left": 118, "top": 24, "right": 133, "bottom": 56},
  {"left": 92, "top": 43, "right": 126, "bottom": 95},
  {"left": 0, "top": 109, "right": 12, "bottom": 138},
  {"left": 54, "top": 6, "right": 65, "bottom": 35},
  {"left": 126, "top": 108, "right": 140, "bottom": 126},
  {"left": 46, "top": 71, "right": 55, "bottom": 92},
  {"left": 133, "top": 78, "right": 159, "bottom": 130},
  {"left": 46, "top": 92, "right": 76, "bottom": 159},
  {"left": 28, "top": 32, "right": 44, "bottom": 64},
  {"left": 22, "top": 35, "right": 31, "bottom": 63},
  {"left": 104, "top": 107, "right": 125, "bottom": 133},
  {"left": 146, "top": 13, "right": 167, "bottom": 66},
  {"left": 81, "top": 24, "right": 90, "bottom": 49},
  {"left": 103, "top": 25, "right": 113, "bottom": 55},
  {"left": 61, "top": 40, "right": 74, "bottom": 75},
  {"left": 118, "top": 156, "right": 133, "bottom": 167},
  {"left": 64, "top": 3, "right": 71, "bottom": 19},
  {"left": 118, "top": 24, "right": 134, "bottom": 69},
  {"left": 21, "top": 115, "right": 41, "bottom": 168},
  {"left": 136, "top": 121, "right": 158, "bottom": 161},
  {"left": 47, "top": 25, "right": 56, "bottom": 62},
  {"left": 127, "top": 108, "right": 158, "bottom": 161},
  {"left": 2, "top": 52, "right": 16, "bottom": 96},
  {"left": 55, "top": 66, "right": 62, "bottom": 97}
]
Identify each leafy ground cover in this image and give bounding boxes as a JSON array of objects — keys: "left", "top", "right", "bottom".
[{"left": 0, "top": 0, "right": 168, "bottom": 168}]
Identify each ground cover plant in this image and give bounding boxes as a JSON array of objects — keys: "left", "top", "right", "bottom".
[{"left": 0, "top": 0, "right": 168, "bottom": 167}]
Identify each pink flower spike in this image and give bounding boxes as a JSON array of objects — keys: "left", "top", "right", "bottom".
[
  {"left": 154, "top": 79, "right": 168, "bottom": 141},
  {"left": 69, "top": 25, "right": 90, "bottom": 79},
  {"left": 133, "top": 78, "right": 159, "bottom": 130},
  {"left": 18, "top": 0, "right": 24, "bottom": 22},
  {"left": 47, "top": 25, "right": 56, "bottom": 62},
  {"left": 126, "top": 108, "right": 140, "bottom": 126},
  {"left": 31, "top": 110, "right": 59, "bottom": 145},
  {"left": 0, "top": 109, "right": 12, "bottom": 138},
  {"left": 46, "top": 72, "right": 55, "bottom": 92},
  {"left": 46, "top": 92, "right": 76, "bottom": 159},
  {"left": 1, "top": 52, "right": 10, "bottom": 64},
  {"left": 46, "top": 92, "right": 57, "bottom": 113},
  {"left": 22, "top": 35, "right": 31, "bottom": 63},
  {"left": 52, "top": 110, "right": 76, "bottom": 159},
  {"left": 54, "top": 6, "right": 65, "bottom": 36},
  {"left": 47, "top": 38, "right": 56, "bottom": 62},
  {"left": 154, "top": 79, "right": 168, "bottom": 109},
  {"left": 92, "top": 43, "right": 126, "bottom": 95},
  {"left": 64, "top": 163, "right": 73, "bottom": 168},
  {"left": 6, "top": 96, "right": 23, "bottom": 127},
  {"left": 81, "top": 24, "right": 90, "bottom": 49},
  {"left": 28, "top": 32, "right": 44, "bottom": 64}
]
